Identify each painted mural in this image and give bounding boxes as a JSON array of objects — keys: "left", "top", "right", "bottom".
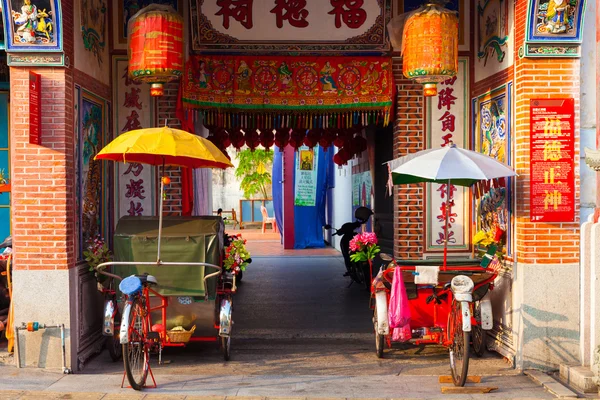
[
  {"left": 473, "top": 84, "right": 512, "bottom": 254},
  {"left": 81, "top": 0, "right": 107, "bottom": 64},
  {"left": 532, "top": 0, "right": 579, "bottom": 36},
  {"left": 3, "top": 0, "right": 60, "bottom": 48},
  {"left": 79, "top": 91, "right": 106, "bottom": 256},
  {"left": 477, "top": 0, "right": 509, "bottom": 65}
]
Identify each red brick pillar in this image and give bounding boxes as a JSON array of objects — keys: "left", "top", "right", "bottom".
[
  {"left": 512, "top": 0, "right": 581, "bottom": 370},
  {"left": 9, "top": 0, "right": 77, "bottom": 370},
  {"left": 392, "top": 58, "right": 425, "bottom": 259}
]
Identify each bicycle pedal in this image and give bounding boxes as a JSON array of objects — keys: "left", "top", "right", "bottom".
[{"left": 147, "top": 332, "right": 160, "bottom": 340}]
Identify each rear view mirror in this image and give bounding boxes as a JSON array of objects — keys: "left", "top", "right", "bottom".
[
  {"left": 380, "top": 253, "right": 393, "bottom": 262},
  {"left": 324, "top": 224, "right": 332, "bottom": 229}
]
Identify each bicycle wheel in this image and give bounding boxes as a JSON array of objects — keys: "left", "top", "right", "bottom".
[
  {"left": 123, "top": 297, "right": 149, "bottom": 390},
  {"left": 471, "top": 303, "right": 485, "bottom": 357},
  {"left": 448, "top": 300, "right": 470, "bottom": 387},
  {"left": 108, "top": 308, "right": 123, "bottom": 362},
  {"left": 373, "top": 307, "right": 384, "bottom": 358}
]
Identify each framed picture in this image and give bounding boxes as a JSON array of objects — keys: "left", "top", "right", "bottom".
[
  {"left": 472, "top": 83, "right": 513, "bottom": 256},
  {"left": 526, "top": 0, "right": 586, "bottom": 42},
  {"left": 1, "top": 0, "right": 62, "bottom": 51}
]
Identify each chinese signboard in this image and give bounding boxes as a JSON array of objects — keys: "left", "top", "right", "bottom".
[
  {"left": 530, "top": 98, "right": 575, "bottom": 222},
  {"left": 190, "top": 0, "right": 391, "bottom": 53},
  {"left": 29, "top": 71, "right": 41, "bottom": 145},
  {"left": 294, "top": 145, "right": 318, "bottom": 206},
  {"left": 113, "top": 56, "right": 155, "bottom": 222},
  {"left": 425, "top": 57, "right": 469, "bottom": 253}
]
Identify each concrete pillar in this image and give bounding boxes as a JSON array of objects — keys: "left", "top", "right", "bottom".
[{"left": 512, "top": 0, "right": 581, "bottom": 370}]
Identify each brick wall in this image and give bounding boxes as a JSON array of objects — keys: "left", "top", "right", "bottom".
[
  {"left": 157, "top": 82, "right": 183, "bottom": 215},
  {"left": 10, "top": 67, "right": 75, "bottom": 270},
  {"left": 392, "top": 57, "right": 425, "bottom": 259},
  {"left": 513, "top": 0, "right": 580, "bottom": 264}
]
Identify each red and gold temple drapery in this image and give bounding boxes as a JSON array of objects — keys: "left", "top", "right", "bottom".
[{"left": 181, "top": 55, "right": 394, "bottom": 127}]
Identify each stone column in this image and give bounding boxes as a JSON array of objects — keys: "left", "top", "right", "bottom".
[{"left": 511, "top": 0, "right": 582, "bottom": 371}]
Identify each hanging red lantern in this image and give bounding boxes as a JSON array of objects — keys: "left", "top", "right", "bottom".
[
  {"left": 261, "top": 129, "right": 275, "bottom": 150},
  {"left": 333, "top": 147, "right": 351, "bottom": 166},
  {"left": 304, "top": 129, "right": 321, "bottom": 148},
  {"left": 319, "top": 129, "right": 335, "bottom": 150},
  {"left": 289, "top": 128, "right": 306, "bottom": 151},
  {"left": 402, "top": 2, "right": 458, "bottom": 97},
  {"left": 229, "top": 128, "right": 245, "bottom": 150},
  {"left": 353, "top": 135, "right": 368, "bottom": 154},
  {"left": 274, "top": 128, "right": 290, "bottom": 150},
  {"left": 245, "top": 129, "right": 260, "bottom": 151},
  {"left": 128, "top": 5, "right": 184, "bottom": 97}
]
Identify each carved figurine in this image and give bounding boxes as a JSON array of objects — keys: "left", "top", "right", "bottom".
[
  {"left": 12, "top": 0, "right": 38, "bottom": 43},
  {"left": 545, "top": 0, "right": 569, "bottom": 34}
]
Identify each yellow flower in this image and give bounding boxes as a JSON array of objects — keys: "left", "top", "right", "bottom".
[{"left": 473, "top": 230, "right": 494, "bottom": 246}]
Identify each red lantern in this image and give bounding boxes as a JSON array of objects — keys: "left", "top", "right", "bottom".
[
  {"left": 229, "top": 128, "right": 245, "bottom": 150},
  {"left": 289, "top": 129, "right": 306, "bottom": 151},
  {"left": 304, "top": 129, "right": 321, "bottom": 148},
  {"left": 245, "top": 129, "right": 260, "bottom": 151},
  {"left": 333, "top": 147, "right": 351, "bottom": 166},
  {"left": 261, "top": 129, "right": 275, "bottom": 150},
  {"left": 353, "top": 135, "right": 368, "bottom": 154},
  {"left": 274, "top": 128, "right": 290, "bottom": 150},
  {"left": 319, "top": 129, "right": 336, "bottom": 150},
  {"left": 128, "top": 5, "right": 184, "bottom": 97}
]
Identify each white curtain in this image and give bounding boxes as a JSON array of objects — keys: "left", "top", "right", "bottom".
[{"left": 192, "top": 113, "right": 213, "bottom": 216}]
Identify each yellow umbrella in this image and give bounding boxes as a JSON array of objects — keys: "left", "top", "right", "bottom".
[
  {"left": 95, "top": 126, "right": 233, "bottom": 169},
  {"left": 94, "top": 126, "right": 233, "bottom": 262}
]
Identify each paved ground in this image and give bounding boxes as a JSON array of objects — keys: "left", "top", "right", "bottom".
[
  {"left": 229, "top": 229, "right": 340, "bottom": 257},
  {"left": 0, "top": 255, "right": 563, "bottom": 398}
]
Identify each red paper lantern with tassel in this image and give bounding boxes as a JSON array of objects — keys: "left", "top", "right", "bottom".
[
  {"left": 304, "top": 129, "right": 321, "bottom": 148},
  {"left": 245, "top": 129, "right": 260, "bottom": 151},
  {"left": 229, "top": 128, "right": 245, "bottom": 150},
  {"left": 289, "top": 128, "right": 306, "bottom": 151},
  {"left": 274, "top": 128, "right": 290, "bottom": 150},
  {"left": 319, "top": 128, "right": 336, "bottom": 150},
  {"left": 261, "top": 129, "right": 275, "bottom": 150},
  {"left": 353, "top": 135, "right": 368, "bottom": 155}
]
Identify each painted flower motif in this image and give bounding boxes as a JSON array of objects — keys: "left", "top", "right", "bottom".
[
  {"left": 317, "top": 99, "right": 324, "bottom": 105},
  {"left": 208, "top": 96, "right": 215, "bottom": 102},
  {"left": 282, "top": 99, "right": 288, "bottom": 105},
  {"left": 227, "top": 97, "right": 234, "bottom": 104},
  {"left": 481, "top": 107, "right": 492, "bottom": 132},
  {"left": 264, "top": 98, "right": 270, "bottom": 104},
  {"left": 335, "top": 98, "right": 342, "bottom": 105},
  {"left": 300, "top": 100, "right": 306, "bottom": 105},
  {"left": 495, "top": 115, "right": 506, "bottom": 139},
  {"left": 353, "top": 98, "right": 360, "bottom": 104},
  {"left": 371, "top": 96, "right": 377, "bottom": 102},
  {"left": 245, "top": 98, "right": 252, "bottom": 104}
]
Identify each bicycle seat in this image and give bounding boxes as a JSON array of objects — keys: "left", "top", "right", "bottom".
[
  {"left": 136, "top": 274, "right": 158, "bottom": 286},
  {"left": 119, "top": 275, "right": 142, "bottom": 296}
]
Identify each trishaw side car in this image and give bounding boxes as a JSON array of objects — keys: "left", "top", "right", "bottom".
[
  {"left": 97, "top": 216, "right": 240, "bottom": 390},
  {"left": 371, "top": 255, "right": 499, "bottom": 387}
]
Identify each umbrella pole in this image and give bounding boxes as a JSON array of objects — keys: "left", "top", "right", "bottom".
[
  {"left": 443, "top": 179, "right": 450, "bottom": 271},
  {"left": 157, "top": 162, "right": 165, "bottom": 264}
]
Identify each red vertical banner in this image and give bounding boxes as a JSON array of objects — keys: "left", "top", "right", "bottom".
[
  {"left": 29, "top": 72, "right": 41, "bottom": 145},
  {"left": 529, "top": 98, "right": 575, "bottom": 222}
]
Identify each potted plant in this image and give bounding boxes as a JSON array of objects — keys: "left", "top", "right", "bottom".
[
  {"left": 83, "top": 235, "right": 113, "bottom": 288},
  {"left": 224, "top": 235, "right": 251, "bottom": 275},
  {"left": 349, "top": 232, "right": 381, "bottom": 281}
]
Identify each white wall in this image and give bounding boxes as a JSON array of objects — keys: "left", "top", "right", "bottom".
[
  {"left": 330, "top": 159, "right": 353, "bottom": 251},
  {"left": 580, "top": 0, "right": 597, "bottom": 223}
]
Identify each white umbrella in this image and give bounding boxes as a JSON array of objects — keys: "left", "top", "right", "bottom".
[{"left": 387, "top": 144, "right": 517, "bottom": 268}]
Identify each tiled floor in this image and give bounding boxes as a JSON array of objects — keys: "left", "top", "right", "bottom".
[{"left": 228, "top": 228, "right": 340, "bottom": 257}]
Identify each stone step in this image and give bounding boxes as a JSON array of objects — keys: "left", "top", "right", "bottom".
[{"left": 559, "top": 364, "right": 598, "bottom": 393}]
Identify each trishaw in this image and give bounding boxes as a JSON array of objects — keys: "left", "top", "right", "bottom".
[
  {"left": 371, "top": 254, "right": 499, "bottom": 387},
  {"left": 97, "top": 216, "right": 240, "bottom": 390},
  {"left": 92, "top": 126, "right": 237, "bottom": 390},
  {"left": 376, "top": 143, "right": 516, "bottom": 387}
]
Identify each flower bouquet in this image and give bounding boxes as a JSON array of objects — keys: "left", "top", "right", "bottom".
[
  {"left": 349, "top": 232, "right": 380, "bottom": 262},
  {"left": 473, "top": 226, "right": 505, "bottom": 270},
  {"left": 224, "top": 235, "right": 251, "bottom": 275},
  {"left": 83, "top": 234, "right": 112, "bottom": 287}
]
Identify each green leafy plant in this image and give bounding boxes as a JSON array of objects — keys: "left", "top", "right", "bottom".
[
  {"left": 234, "top": 149, "right": 274, "bottom": 199},
  {"left": 83, "top": 234, "right": 112, "bottom": 281}
]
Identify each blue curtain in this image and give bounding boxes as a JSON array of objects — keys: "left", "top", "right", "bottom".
[
  {"left": 272, "top": 146, "right": 284, "bottom": 241},
  {"left": 294, "top": 147, "right": 332, "bottom": 249}
]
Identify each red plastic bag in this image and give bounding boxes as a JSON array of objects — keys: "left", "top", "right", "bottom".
[{"left": 388, "top": 266, "right": 411, "bottom": 342}]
